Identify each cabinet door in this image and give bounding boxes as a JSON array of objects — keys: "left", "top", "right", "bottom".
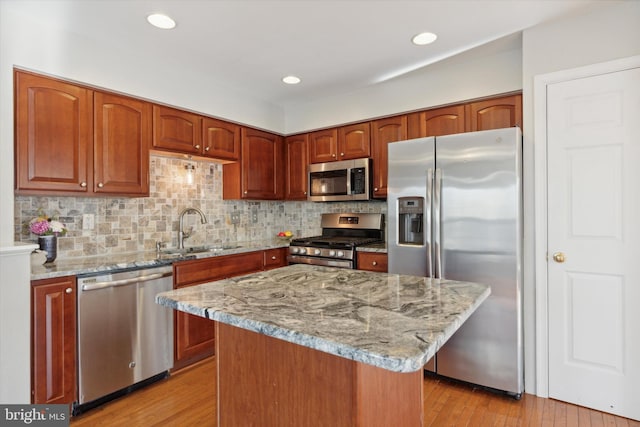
[
  {"left": 357, "top": 252, "right": 388, "bottom": 272},
  {"left": 285, "top": 134, "right": 309, "bottom": 200},
  {"left": 240, "top": 128, "right": 283, "bottom": 199},
  {"left": 32, "top": 276, "right": 76, "bottom": 405},
  {"left": 173, "top": 252, "right": 265, "bottom": 369},
  {"left": 407, "top": 105, "right": 465, "bottom": 138},
  {"left": 152, "top": 105, "right": 202, "bottom": 155},
  {"left": 202, "top": 117, "right": 240, "bottom": 161},
  {"left": 94, "top": 92, "right": 151, "bottom": 196},
  {"left": 465, "top": 94, "right": 522, "bottom": 131},
  {"left": 15, "top": 70, "right": 92, "bottom": 194},
  {"left": 371, "top": 115, "right": 407, "bottom": 199},
  {"left": 309, "top": 129, "right": 338, "bottom": 163},
  {"left": 338, "top": 122, "right": 370, "bottom": 160}
]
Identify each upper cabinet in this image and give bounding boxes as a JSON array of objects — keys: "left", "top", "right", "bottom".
[
  {"left": 309, "top": 122, "right": 370, "bottom": 163},
  {"left": 152, "top": 106, "right": 202, "bottom": 155},
  {"left": 285, "top": 134, "right": 309, "bottom": 200},
  {"left": 223, "top": 128, "right": 284, "bottom": 200},
  {"left": 465, "top": 94, "right": 522, "bottom": 131},
  {"left": 15, "top": 70, "right": 150, "bottom": 197},
  {"left": 152, "top": 106, "right": 240, "bottom": 161},
  {"left": 94, "top": 92, "right": 151, "bottom": 196},
  {"left": 407, "top": 105, "right": 466, "bottom": 139},
  {"left": 371, "top": 116, "right": 407, "bottom": 199},
  {"left": 15, "top": 71, "right": 93, "bottom": 194},
  {"left": 202, "top": 117, "right": 240, "bottom": 161}
]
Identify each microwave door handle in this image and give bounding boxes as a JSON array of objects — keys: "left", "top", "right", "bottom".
[{"left": 346, "top": 167, "right": 352, "bottom": 195}]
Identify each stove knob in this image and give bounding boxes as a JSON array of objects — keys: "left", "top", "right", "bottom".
[
  {"left": 337, "top": 251, "right": 345, "bottom": 257},
  {"left": 314, "top": 249, "right": 321, "bottom": 255},
  {"left": 329, "top": 250, "right": 336, "bottom": 257},
  {"left": 299, "top": 248, "right": 306, "bottom": 254},
  {"left": 291, "top": 247, "right": 299, "bottom": 254}
]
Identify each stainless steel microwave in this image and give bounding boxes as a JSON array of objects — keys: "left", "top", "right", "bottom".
[{"left": 308, "top": 158, "right": 372, "bottom": 202}]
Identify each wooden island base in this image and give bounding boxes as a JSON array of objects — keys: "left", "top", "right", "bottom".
[{"left": 216, "top": 322, "right": 423, "bottom": 427}]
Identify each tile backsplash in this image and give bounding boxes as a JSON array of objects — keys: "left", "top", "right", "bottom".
[{"left": 15, "top": 154, "right": 386, "bottom": 259}]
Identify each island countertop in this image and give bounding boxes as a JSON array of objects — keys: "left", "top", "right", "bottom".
[{"left": 156, "top": 264, "right": 490, "bottom": 373}]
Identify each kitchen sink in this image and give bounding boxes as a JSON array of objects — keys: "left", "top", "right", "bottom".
[{"left": 160, "top": 245, "right": 242, "bottom": 257}]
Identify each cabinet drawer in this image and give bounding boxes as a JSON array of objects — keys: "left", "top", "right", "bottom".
[
  {"left": 264, "top": 248, "right": 288, "bottom": 270},
  {"left": 357, "top": 252, "right": 388, "bottom": 273},
  {"left": 174, "top": 251, "right": 264, "bottom": 287}
]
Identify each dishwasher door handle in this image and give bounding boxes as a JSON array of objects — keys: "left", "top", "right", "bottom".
[{"left": 81, "top": 272, "right": 172, "bottom": 291}]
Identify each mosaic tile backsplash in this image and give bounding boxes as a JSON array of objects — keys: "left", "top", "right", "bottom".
[{"left": 15, "top": 155, "right": 386, "bottom": 259}]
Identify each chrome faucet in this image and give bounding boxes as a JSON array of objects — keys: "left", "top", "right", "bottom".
[{"left": 178, "top": 207, "right": 208, "bottom": 249}]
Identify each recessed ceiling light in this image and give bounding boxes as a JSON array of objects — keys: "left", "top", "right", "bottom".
[
  {"left": 412, "top": 32, "right": 437, "bottom": 46},
  {"left": 147, "top": 13, "right": 176, "bottom": 30},
  {"left": 282, "top": 75, "right": 301, "bottom": 85}
]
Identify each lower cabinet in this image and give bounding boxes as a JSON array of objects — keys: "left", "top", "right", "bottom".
[
  {"left": 31, "top": 276, "right": 77, "bottom": 405},
  {"left": 172, "top": 250, "right": 275, "bottom": 370},
  {"left": 357, "top": 252, "right": 388, "bottom": 273}
]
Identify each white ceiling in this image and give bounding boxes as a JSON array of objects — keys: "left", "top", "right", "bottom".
[{"left": 13, "top": 0, "right": 608, "bottom": 108}]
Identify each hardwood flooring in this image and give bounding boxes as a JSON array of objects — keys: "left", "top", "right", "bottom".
[{"left": 71, "top": 357, "right": 639, "bottom": 426}]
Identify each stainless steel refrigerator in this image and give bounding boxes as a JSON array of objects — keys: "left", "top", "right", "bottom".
[{"left": 387, "top": 127, "right": 523, "bottom": 397}]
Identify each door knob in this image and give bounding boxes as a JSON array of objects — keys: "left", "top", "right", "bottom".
[{"left": 552, "top": 252, "right": 566, "bottom": 263}]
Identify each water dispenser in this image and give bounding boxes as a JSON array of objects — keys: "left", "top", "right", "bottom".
[{"left": 398, "top": 197, "right": 424, "bottom": 246}]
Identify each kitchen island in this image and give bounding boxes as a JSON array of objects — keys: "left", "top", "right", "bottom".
[{"left": 156, "top": 264, "right": 490, "bottom": 426}]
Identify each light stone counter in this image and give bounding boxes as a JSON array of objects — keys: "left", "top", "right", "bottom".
[
  {"left": 30, "top": 238, "right": 289, "bottom": 281},
  {"left": 156, "top": 264, "right": 490, "bottom": 373}
]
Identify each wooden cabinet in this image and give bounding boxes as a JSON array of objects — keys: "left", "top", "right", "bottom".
[
  {"left": 202, "top": 117, "right": 240, "bottom": 161},
  {"left": 152, "top": 106, "right": 240, "bottom": 161},
  {"left": 371, "top": 115, "right": 407, "bottom": 199},
  {"left": 172, "top": 251, "right": 265, "bottom": 370},
  {"left": 223, "top": 128, "right": 284, "bottom": 200},
  {"left": 15, "top": 70, "right": 150, "bottom": 197},
  {"left": 357, "top": 252, "right": 388, "bottom": 273},
  {"left": 309, "top": 123, "right": 370, "bottom": 164},
  {"left": 15, "top": 70, "right": 92, "bottom": 194},
  {"left": 152, "top": 105, "right": 202, "bottom": 155},
  {"left": 285, "top": 134, "right": 309, "bottom": 200},
  {"left": 94, "top": 92, "right": 151, "bottom": 195},
  {"left": 407, "top": 105, "right": 466, "bottom": 139},
  {"left": 32, "top": 276, "right": 76, "bottom": 405},
  {"left": 465, "top": 94, "right": 522, "bottom": 131},
  {"left": 264, "top": 248, "right": 288, "bottom": 270}
]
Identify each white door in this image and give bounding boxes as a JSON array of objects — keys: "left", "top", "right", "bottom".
[{"left": 547, "top": 67, "right": 640, "bottom": 420}]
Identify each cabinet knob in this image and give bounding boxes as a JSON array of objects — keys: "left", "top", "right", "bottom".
[
  {"left": 97, "top": 182, "right": 104, "bottom": 188},
  {"left": 374, "top": 187, "right": 378, "bottom": 191},
  {"left": 340, "top": 152, "right": 344, "bottom": 156},
  {"left": 195, "top": 144, "right": 201, "bottom": 149},
  {"left": 271, "top": 256, "right": 277, "bottom": 260},
  {"left": 244, "top": 191, "right": 248, "bottom": 195},
  {"left": 65, "top": 287, "right": 73, "bottom": 294},
  {"left": 332, "top": 153, "right": 336, "bottom": 157},
  {"left": 80, "top": 182, "right": 87, "bottom": 188},
  {"left": 304, "top": 191, "right": 307, "bottom": 195},
  {"left": 372, "top": 261, "right": 378, "bottom": 266},
  {"left": 205, "top": 146, "right": 210, "bottom": 151}
]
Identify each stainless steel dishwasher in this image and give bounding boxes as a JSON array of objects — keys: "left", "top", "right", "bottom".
[{"left": 75, "top": 265, "right": 173, "bottom": 414}]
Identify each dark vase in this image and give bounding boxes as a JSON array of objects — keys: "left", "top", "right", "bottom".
[{"left": 38, "top": 235, "right": 57, "bottom": 263}]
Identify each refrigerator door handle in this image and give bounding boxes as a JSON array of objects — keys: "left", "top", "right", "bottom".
[
  {"left": 434, "top": 168, "right": 442, "bottom": 279},
  {"left": 426, "top": 168, "right": 433, "bottom": 277}
]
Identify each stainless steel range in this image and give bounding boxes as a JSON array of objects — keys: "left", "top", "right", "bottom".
[{"left": 287, "top": 213, "right": 384, "bottom": 269}]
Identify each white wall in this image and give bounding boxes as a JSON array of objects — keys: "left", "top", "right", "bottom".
[
  {"left": 521, "top": 0, "right": 640, "bottom": 395},
  {"left": 284, "top": 34, "right": 523, "bottom": 133}
]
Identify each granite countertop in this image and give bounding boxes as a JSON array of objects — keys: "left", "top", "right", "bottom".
[
  {"left": 156, "top": 264, "right": 490, "bottom": 373},
  {"left": 356, "top": 242, "right": 387, "bottom": 253},
  {"left": 30, "top": 238, "right": 289, "bottom": 281}
]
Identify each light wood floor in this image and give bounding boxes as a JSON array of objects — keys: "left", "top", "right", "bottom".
[{"left": 71, "top": 357, "right": 639, "bottom": 426}]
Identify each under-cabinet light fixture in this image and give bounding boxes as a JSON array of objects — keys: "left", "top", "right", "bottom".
[
  {"left": 412, "top": 32, "right": 437, "bottom": 46},
  {"left": 282, "top": 75, "right": 301, "bottom": 85},
  {"left": 185, "top": 162, "right": 195, "bottom": 185}
]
